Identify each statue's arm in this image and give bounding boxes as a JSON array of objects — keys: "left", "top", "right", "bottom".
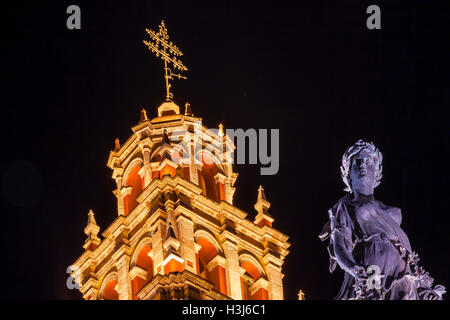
[
  {"left": 330, "top": 204, "right": 364, "bottom": 279},
  {"left": 332, "top": 230, "right": 359, "bottom": 277}
]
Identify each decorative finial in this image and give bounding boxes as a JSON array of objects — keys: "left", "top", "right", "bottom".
[
  {"left": 143, "top": 20, "right": 188, "bottom": 102},
  {"left": 257, "top": 185, "right": 267, "bottom": 201},
  {"left": 86, "top": 209, "right": 97, "bottom": 227},
  {"left": 254, "top": 185, "right": 273, "bottom": 227},
  {"left": 84, "top": 209, "right": 99, "bottom": 236},
  {"left": 298, "top": 289, "right": 306, "bottom": 300},
  {"left": 83, "top": 209, "right": 101, "bottom": 251},
  {"left": 140, "top": 108, "right": 148, "bottom": 122},
  {"left": 185, "top": 102, "right": 193, "bottom": 116},
  {"left": 114, "top": 138, "right": 121, "bottom": 151},
  {"left": 218, "top": 123, "right": 224, "bottom": 137}
]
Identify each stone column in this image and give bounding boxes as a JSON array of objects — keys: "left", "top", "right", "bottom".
[
  {"left": 142, "top": 149, "right": 152, "bottom": 187},
  {"left": 222, "top": 240, "right": 242, "bottom": 299},
  {"left": 151, "top": 219, "right": 165, "bottom": 275},
  {"left": 176, "top": 215, "right": 197, "bottom": 273},
  {"left": 263, "top": 254, "right": 284, "bottom": 300},
  {"left": 114, "top": 251, "right": 132, "bottom": 300}
]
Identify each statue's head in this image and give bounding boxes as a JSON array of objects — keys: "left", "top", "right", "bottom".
[{"left": 341, "top": 140, "right": 383, "bottom": 195}]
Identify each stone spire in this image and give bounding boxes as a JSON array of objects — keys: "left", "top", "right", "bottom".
[
  {"left": 254, "top": 186, "right": 274, "bottom": 227},
  {"left": 83, "top": 209, "right": 101, "bottom": 251}
]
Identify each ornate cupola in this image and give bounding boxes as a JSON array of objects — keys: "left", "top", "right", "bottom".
[{"left": 70, "top": 20, "right": 290, "bottom": 300}]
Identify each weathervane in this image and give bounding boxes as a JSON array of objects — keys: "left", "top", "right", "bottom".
[{"left": 143, "top": 20, "right": 188, "bottom": 101}]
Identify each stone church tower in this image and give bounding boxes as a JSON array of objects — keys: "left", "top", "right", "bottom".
[
  {"left": 71, "top": 21, "right": 289, "bottom": 300},
  {"left": 70, "top": 100, "right": 290, "bottom": 300}
]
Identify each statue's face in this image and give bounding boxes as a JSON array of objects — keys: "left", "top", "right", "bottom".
[{"left": 349, "top": 149, "right": 377, "bottom": 195}]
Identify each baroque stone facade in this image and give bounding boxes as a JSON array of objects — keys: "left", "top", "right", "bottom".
[{"left": 71, "top": 101, "right": 290, "bottom": 300}]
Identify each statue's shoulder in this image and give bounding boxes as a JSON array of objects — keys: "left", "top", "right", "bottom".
[
  {"left": 320, "top": 195, "right": 350, "bottom": 241},
  {"left": 329, "top": 194, "right": 352, "bottom": 213},
  {"left": 328, "top": 194, "right": 356, "bottom": 227},
  {"left": 374, "top": 199, "right": 402, "bottom": 225}
]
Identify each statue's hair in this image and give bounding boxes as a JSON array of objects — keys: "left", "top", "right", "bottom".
[{"left": 341, "top": 140, "right": 383, "bottom": 193}]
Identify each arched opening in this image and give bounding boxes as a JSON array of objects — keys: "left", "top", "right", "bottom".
[
  {"left": 240, "top": 255, "right": 268, "bottom": 300},
  {"left": 102, "top": 280, "right": 119, "bottom": 300},
  {"left": 124, "top": 164, "right": 144, "bottom": 215},
  {"left": 196, "top": 236, "right": 227, "bottom": 296},
  {"left": 197, "top": 238, "right": 218, "bottom": 269},
  {"left": 241, "top": 261, "right": 261, "bottom": 280},
  {"left": 201, "top": 155, "right": 220, "bottom": 202},
  {"left": 131, "top": 245, "right": 154, "bottom": 300},
  {"left": 137, "top": 246, "right": 154, "bottom": 280}
]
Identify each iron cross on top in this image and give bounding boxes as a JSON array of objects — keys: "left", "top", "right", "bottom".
[{"left": 143, "top": 20, "right": 188, "bottom": 101}]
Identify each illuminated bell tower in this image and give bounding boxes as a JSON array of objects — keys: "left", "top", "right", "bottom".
[{"left": 70, "top": 21, "right": 290, "bottom": 300}]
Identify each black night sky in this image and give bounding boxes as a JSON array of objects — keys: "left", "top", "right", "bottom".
[{"left": 2, "top": 1, "right": 449, "bottom": 300}]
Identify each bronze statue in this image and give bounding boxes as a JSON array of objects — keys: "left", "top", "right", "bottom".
[{"left": 319, "top": 140, "right": 445, "bottom": 300}]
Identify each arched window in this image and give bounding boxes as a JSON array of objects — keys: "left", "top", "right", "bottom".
[
  {"left": 195, "top": 232, "right": 227, "bottom": 296},
  {"left": 136, "top": 246, "right": 154, "bottom": 280},
  {"left": 239, "top": 254, "right": 268, "bottom": 300},
  {"left": 102, "top": 280, "right": 119, "bottom": 300},
  {"left": 124, "top": 164, "right": 144, "bottom": 215},
  {"left": 201, "top": 155, "right": 220, "bottom": 202},
  {"left": 99, "top": 271, "right": 119, "bottom": 300},
  {"left": 131, "top": 245, "right": 153, "bottom": 300},
  {"left": 197, "top": 238, "right": 218, "bottom": 273}
]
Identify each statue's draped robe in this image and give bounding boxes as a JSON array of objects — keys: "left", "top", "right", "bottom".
[{"left": 320, "top": 194, "right": 417, "bottom": 299}]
